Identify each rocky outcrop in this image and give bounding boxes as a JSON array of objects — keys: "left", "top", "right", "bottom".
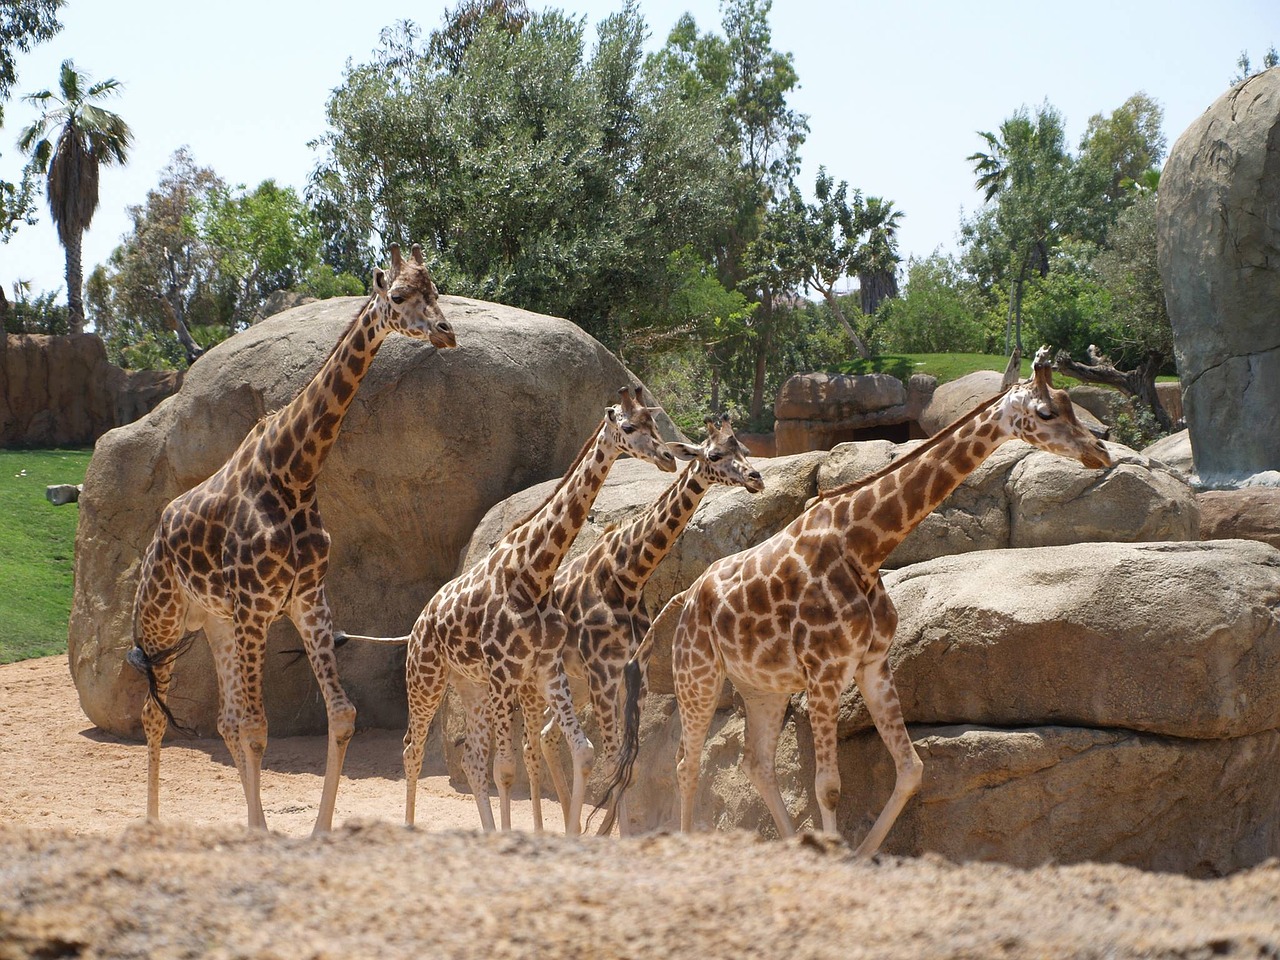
[
  {"left": 1142, "top": 429, "right": 1194, "bottom": 479},
  {"left": 69, "top": 295, "right": 676, "bottom": 739},
  {"left": 623, "top": 540, "right": 1280, "bottom": 875},
  {"left": 1157, "top": 66, "right": 1280, "bottom": 486},
  {"left": 1198, "top": 488, "right": 1280, "bottom": 549},
  {"left": 0, "top": 333, "right": 181, "bottom": 447},
  {"left": 773, "top": 372, "right": 934, "bottom": 455}
]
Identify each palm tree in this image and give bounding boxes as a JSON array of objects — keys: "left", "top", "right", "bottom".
[
  {"left": 856, "top": 196, "right": 902, "bottom": 316},
  {"left": 19, "top": 59, "right": 132, "bottom": 334}
]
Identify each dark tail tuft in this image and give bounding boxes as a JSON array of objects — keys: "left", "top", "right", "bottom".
[
  {"left": 127, "top": 637, "right": 198, "bottom": 738},
  {"left": 589, "top": 656, "right": 645, "bottom": 836}
]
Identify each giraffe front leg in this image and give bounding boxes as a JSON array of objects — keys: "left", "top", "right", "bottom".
[
  {"left": 536, "top": 704, "right": 572, "bottom": 830},
  {"left": 851, "top": 653, "right": 923, "bottom": 857},
  {"left": 289, "top": 585, "right": 356, "bottom": 836}
]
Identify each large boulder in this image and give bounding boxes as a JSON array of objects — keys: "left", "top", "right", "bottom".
[
  {"left": 772, "top": 372, "right": 934, "bottom": 455},
  {"left": 1158, "top": 67, "right": 1280, "bottom": 486},
  {"left": 623, "top": 540, "right": 1280, "bottom": 874},
  {"left": 1198, "top": 488, "right": 1280, "bottom": 549},
  {"left": 1142, "top": 429, "right": 1194, "bottom": 479},
  {"left": 69, "top": 295, "right": 676, "bottom": 739},
  {"left": 813, "top": 437, "right": 1198, "bottom": 568}
]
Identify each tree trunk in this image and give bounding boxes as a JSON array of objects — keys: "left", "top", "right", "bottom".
[
  {"left": 158, "top": 295, "right": 204, "bottom": 366},
  {"left": 750, "top": 292, "right": 774, "bottom": 428},
  {"left": 824, "top": 290, "right": 872, "bottom": 360},
  {"left": 65, "top": 229, "right": 85, "bottom": 334},
  {"left": 1054, "top": 349, "right": 1174, "bottom": 432}
]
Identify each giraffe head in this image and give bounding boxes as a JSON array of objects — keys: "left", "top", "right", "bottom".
[
  {"left": 607, "top": 386, "right": 678, "bottom": 473},
  {"left": 372, "top": 243, "right": 456, "bottom": 349},
  {"left": 1003, "top": 346, "right": 1112, "bottom": 469},
  {"left": 669, "top": 413, "right": 765, "bottom": 493}
]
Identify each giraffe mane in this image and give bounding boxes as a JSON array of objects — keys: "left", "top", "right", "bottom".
[
  {"left": 504, "top": 414, "right": 608, "bottom": 532},
  {"left": 815, "top": 385, "right": 1010, "bottom": 503}
]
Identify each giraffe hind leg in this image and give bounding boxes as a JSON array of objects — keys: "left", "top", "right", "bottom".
[
  {"left": 403, "top": 630, "right": 452, "bottom": 828},
  {"left": 673, "top": 654, "right": 723, "bottom": 833},
  {"left": 851, "top": 652, "right": 923, "bottom": 857}
]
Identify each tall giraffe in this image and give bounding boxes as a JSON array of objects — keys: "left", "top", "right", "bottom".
[
  {"left": 127, "top": 243, "right": 456, "bottom": 835},
  {"left": 603, "top": 351, "right": 1112, "bottom": 854},
  {"left": 531, "top": 414, "right": 763, "bottom": 833},
  {"left": 400, "top": 387, "right": 677, "bottom": 835}
]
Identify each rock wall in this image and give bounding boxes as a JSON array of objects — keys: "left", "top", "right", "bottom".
[
  {"left": 0, "top": 333, "right": 180, "bottom": 447},
  {"left": 1157, "top": 66, "right": 1280, "bottom": 485},
  {"left": 773, "top": 372, "right": 935, "bottom": 455}
]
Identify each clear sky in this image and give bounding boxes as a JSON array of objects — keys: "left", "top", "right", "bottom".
[{"left": 1, "top": 0, "right": 1276, "bottom": 298}]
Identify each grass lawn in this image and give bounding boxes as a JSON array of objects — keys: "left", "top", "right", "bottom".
[
  {"left": 837, "top": 353, "right": 1179, "bottom": 387},
  {"left": 0, "top": 448, "right": 93, "bottom": 663}
]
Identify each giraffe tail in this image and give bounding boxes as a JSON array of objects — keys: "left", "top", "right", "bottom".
[
  {"left": 334, "top": 631, "right": 412, "bottom": 646},
  {"left": 591, "top": 590, "right": 689, "bottom": 836},
  {"left": 126, "top": 636, "right": 198, "bottom": 737}
]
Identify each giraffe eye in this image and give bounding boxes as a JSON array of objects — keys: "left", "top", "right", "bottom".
[
  {"left": 391, "top": 294, "right": 405, "bottom": 304},
  {"left": 708, "top": 452, "right": 722, "bottom": 462},
  {"left": 1036, "top": 407, "right": 1055, "bottom": 421},
  {"left": 621, "top": 423, "right": 636, "bottom": 435}
]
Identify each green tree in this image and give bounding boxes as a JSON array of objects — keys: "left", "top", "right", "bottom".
[
  {"left": 0, "top": 0, "right": 62, "bottom": 247},
  {"left": 199, "top": 178, "right": 322, "bottom": 325},
  {"left": 1074, "top": 92, "right": 1166, "bottom": 239},
  {"left": 879, "top": 253, "right": 986, "bottom": 354},
  {"left": 88, "top": 148, "right": 226, "bottom": 365},
  {"left": 19, "top": 59, "right": 132, "bottom": 333},
  {"left": 856, "top": 195, "right": 903, "bottom": 317},
  {"left": 1062, "top": 190, "right": 1174, "bottom": 431},
  {"left": 964, "top": 102, "right": 1074, "bottom": 358},
  {"left": 1231, "top": 45, "right": 1278, "bottom": 84}
]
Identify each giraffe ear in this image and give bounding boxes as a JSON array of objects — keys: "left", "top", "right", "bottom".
[
  {"left": 668, "top": 441, "right": 700, "bottom": 461},
  {"left": 372, "top": 267, "right": 390, "bottom": 297},
  {"left": 605, "top": 405, "right": 618, "bottom": 422},
  {"left": 411, "top": 243, "right": 424, "bottom": 265}
]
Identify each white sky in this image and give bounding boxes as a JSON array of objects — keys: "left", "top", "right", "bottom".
[{"left": 1, "top": 0, "right": 1276, "bottom": 298}]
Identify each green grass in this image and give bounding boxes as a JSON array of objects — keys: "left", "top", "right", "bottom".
[
  {"left": 0, "top": 448, "right": 93, "bottom": 663},
  {"left": 836, "top": 353, "right": 1177, "bottom": 387}
]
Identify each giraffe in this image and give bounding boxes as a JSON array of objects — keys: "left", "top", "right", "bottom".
[
  {"left": 127, "top": 243, "right": 456, "bottom": 835},
  {"left": 601, "top": 350, "right": 1112, "bottom": 854},
  {"left": 530, "top": 413, "right": 763, "bottom": 833},
  {"left": 399, "top": 386, "right": 678, "bottom": 835}
]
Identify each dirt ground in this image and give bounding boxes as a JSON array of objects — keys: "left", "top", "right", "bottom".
[{"left": 2, "top": 655, "right": 1279, "bottom": 959}]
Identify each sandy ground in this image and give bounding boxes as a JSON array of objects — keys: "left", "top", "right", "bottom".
[{"left": 2, "top": 655, "right": 1279, "bottom": 959}]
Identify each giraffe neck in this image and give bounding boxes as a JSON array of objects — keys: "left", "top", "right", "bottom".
[
  {"left": 265, "top": 297, "right": 389, "bottom": 490},
  {"left": 827, "top": 399, "right": 1009, "bottom": 573},
  {"left": 510, "top": 419, "right": 620, "bottom": 600},
  {"left": 604, "top": 464, "right": 711, "bottom": 596}
]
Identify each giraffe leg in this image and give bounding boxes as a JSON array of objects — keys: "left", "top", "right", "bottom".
[
  {"left": 851, "top": 652, "right": 923, "bottom": 857},
  {"left": 542, "top": 665, "right": 593, "bottom": 837},
  {"left": 673, "top": 653, "right": 723, "bottom": 833},
  {"left": 289, "top": 585, "right": 356, "bottom": 836},
  {"left": 739, "top": 689, "right": 796, "bottom": 838},
  {"left": 518, "top": 685, "right": 548, "bottom": 833},
  {"left": 227, "top": 614, "right": 272, "bottom": 831},
  {"left": 486, "top": 678, "right": 519, "bottom": 831},
  {"left": 805, "top": 678, "right": 848, "bottom": 837},
  {"left": 403, "top": 627, "right": 450, "bottom": 828},
  {"left": 132, "top": 540, "right": 190, "bottom": 823},
  {"left": 584, "top": 667, "right": 623, "bottom": 835},
  {"left": 455, "top": 679, "right": 496, "bottom": 831},
  {"left": 536, "top": 703, "right": 572, "bottom": 829}
]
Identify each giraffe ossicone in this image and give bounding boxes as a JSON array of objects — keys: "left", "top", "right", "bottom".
[
  {"left": 128, "top": 242, "right": 455, "bottom": 835},
  {"left": 601, "top": 348, "right": 1112, "bottom": 854}
]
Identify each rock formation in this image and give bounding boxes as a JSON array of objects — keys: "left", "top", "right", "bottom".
[
  {"left": 772, "top": 372, "right": 935, "bottom": 455},
  {"left": 1157, "top": 66, "right": 1280, "bottom": 486}
]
